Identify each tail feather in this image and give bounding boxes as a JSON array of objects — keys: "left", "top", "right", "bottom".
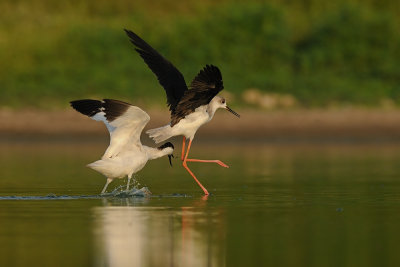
[
  {"left": 146, "top": 125, "right": 173, "bottom": 143},
  {"left": 87, "top": 160, "right": 116, "bottom": 178},
  {"left": 87, "top": 160, "right": 107, "bottom": 174}
]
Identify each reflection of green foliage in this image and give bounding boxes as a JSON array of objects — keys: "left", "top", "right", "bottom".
[{"left": 0, "top": 1, "right": 399, "bottom": 108}]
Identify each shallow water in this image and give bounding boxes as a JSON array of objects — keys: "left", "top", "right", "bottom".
[{"left": 1, "top": 139, "right": 400, "bottom": 266}]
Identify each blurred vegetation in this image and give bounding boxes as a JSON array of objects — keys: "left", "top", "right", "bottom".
[{"left": 0, "top": 0, "right": 399, "bottom": 109}]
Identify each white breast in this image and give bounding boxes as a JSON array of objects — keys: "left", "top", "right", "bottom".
[
  {"left": 88, "top": 150, "right": 149, "bottom": 179},
  {"left": 172, "top": 105, "right": 211, "bottom": 139}
]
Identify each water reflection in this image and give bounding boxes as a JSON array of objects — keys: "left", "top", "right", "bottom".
[
  {"left": 93, "top": 199, "right": 225, "bottom": 267},
  {"left": 3, "top": 141, "right": 400, "bottom": 266}
]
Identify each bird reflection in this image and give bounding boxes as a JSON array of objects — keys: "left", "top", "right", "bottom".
[{"left": 93, "top": 199, "right": 225, "bottom": 267}]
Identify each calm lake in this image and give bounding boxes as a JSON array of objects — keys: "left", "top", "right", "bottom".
[{"left": 1, "top": 138, "right": 400, "bottom": 266}]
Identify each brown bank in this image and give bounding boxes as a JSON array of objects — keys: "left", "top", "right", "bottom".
[{"left": 1, "top": 108, "right": 400, "bottom": 142}]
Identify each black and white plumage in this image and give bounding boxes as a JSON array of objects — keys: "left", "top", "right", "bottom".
[
  {"left": 70, "top": 99, "right": 174, "bottom": 194},
  {"left": 124, "top": 29, "right": 240, "bottom": 195},
  {"left": 125, "top": 30, "right": 239, "bottom": 128}
]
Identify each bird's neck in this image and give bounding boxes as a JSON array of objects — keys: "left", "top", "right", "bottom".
[
  {"left": 206, "top": 104, "right": 219, "bottom": 120},
  {"left": 144, "top": 146, "right": 169, "bottom": 160}
]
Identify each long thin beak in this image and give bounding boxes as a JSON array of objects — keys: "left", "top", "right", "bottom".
[
  {"left": 226, "top": 106, "right": 240, "bottom": 118},
  {"left": 168, "top": 154, "right": 174, "bottom": 167}
]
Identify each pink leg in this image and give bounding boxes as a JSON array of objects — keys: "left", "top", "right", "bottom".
[
  {"left": 181, "top": 136, "right": 186, "bottom": 161},
  {"left": 182, "top": 139, "right": 209, "bottom": 195},
  {"left": 184, "top": 137, "right": 229, "bottom": 168},
  {"left": 186, "top": 159, "right": 229, "bottom": 168}
]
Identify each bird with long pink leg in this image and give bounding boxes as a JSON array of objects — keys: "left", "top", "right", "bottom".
[{"left": 125, "top": 29, "right": 240, "bottom": 195}]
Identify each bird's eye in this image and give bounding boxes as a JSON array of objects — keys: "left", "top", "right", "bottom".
[{"left": 221, "top": 99, "right": 225, "bottom": 104}]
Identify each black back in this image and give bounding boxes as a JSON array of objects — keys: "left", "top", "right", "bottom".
[
  {"left": 124, "top": 29, "right": 188, "bottom": 112},
  {"left": 171, "top": 65, "right": 224, "bottom": 126}
]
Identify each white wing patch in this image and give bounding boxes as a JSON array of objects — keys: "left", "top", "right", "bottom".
[{"left": 91, "top": 111, "right": 117, "bottom": 134}]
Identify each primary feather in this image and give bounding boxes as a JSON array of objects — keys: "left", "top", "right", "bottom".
[
  {"left": 124, "top": 29, "right": 188, "bottom": 112},
  {"left": 70, "top": 99, "right": 150, "bottom": 159}
]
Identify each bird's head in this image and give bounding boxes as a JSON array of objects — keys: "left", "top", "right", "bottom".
[
  {"left": 212, "top": 96, "right": 240, "bottom": 118},
  {"left": 157, "top": 142, "right": 175, "bottom": 167}
]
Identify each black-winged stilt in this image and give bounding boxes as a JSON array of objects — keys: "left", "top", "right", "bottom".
[
  {"left": 70, "top": 99, "right": 174, "bottom": 194},
  {"left": 124, "top": 29, "right": 240, "bottom": 195}
]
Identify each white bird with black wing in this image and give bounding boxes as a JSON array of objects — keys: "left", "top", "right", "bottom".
[
  {"left": 70, "top": 99, "right": 174, "bottom": 194},
  {"left": 124, "top": 29, "right": 240, "bottom": 196}
]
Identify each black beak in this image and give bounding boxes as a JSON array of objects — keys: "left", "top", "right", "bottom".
[
  {"left": 168, "top": 154, "right": 174, "bottom": 167},
  {"left": 226, "top": 106, "right": 240, "bottom": 118}
]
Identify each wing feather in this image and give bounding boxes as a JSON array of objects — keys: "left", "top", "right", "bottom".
[
  {"left": 70, "top": 99, "right": 150, "bottom": 158},
  {"left": 124, "top": 29, "right": 188, "bottom": 112},
  {"left": 171, "top": 65, "right": 224, "bottom": 126}
]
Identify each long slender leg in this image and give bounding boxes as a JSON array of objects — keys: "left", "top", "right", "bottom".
[
  {"left": 181, "top": 136, "right": 186, "bottom": 161},
  {"left": 101, "top": 178, "right": 112, "bottom": 194},
  {"left": 184, "top": 138, "right": 229, "bottom": 167},
  {"left": 182, "top": 139, "right": 209, "bottom": 195}
]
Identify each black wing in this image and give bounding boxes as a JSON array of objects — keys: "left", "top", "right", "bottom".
[
  {"left": 124, "top": 29, "right": 188, "bottom": 112},
  {"left": 70, "top": 99, "right": 131, "bottom": 122},
  {"left": 171, "top": 65, "right": 224, "bottom": 126}
]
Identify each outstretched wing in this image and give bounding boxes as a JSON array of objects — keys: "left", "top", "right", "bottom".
[
  {"left": 171, "top": 65, "right": 224, "bottom": 126},
  {"left": 70, "top": 99, "right": 150, "bottom": 159},
  {"left": 124, "top": 29, "right": 188, "bottom": 112}
]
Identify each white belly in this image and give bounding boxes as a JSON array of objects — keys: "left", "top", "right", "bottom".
[
  {"left": 88, "top": 151, "right": 148, "bottom": 179},
  {"left": 172, "top": 106, "right": 211, "bottom": 139}
]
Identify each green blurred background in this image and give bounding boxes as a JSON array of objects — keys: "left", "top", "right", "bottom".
[{"left": 1, "top": 0, "right": 399, "bottom": 109}]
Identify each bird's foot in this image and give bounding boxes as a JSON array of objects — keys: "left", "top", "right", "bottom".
[
  {"left": 215, "top": 160, "right": 229, "bottom": 168},
  {"left": 185, "top": 159, "right": 229, "bottom": 168}
]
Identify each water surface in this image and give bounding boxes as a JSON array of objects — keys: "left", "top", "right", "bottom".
[{"left": 1, "top": 140, "right": 400, "bottom": 266}]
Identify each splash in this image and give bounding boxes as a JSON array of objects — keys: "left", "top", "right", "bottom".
[{"left": 102, "top": 186, "right": 152, "bottom": 198}]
